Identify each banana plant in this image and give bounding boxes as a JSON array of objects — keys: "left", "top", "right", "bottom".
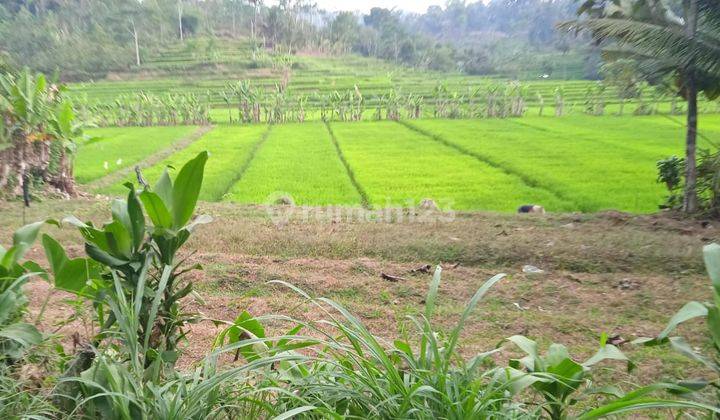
[{"left": 0, "top": 69, "right": 85, "bottom": 195}]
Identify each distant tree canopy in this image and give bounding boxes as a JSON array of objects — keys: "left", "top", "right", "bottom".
[{"left": 0, "top": 0, "right": 593, "bottom": 80}]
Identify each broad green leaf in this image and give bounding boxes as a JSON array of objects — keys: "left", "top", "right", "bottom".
[
  {"left": 61, "top": 215, "right": 89, "bottom": 229},
  {"left": 668, "top": 336, "right": 720, "bottom": 372},
  {"left": 54, "top": 100, "right": 74, "bottom": 136},
  {"left": 0, "top": 323, "right": 42, "bottom": 347},
  {"left": 394, "top": 339, "right": 413, "bottom": 358},
  {"left": 42, "top": 234, "right": 67, "bottom": 275},
  {"left": 233, "top": 311, "right": 265, "bottom": 340},
  {"left": 271, "top": 406, "right": 316, "bottom": 420},
  {"left": 0, "top": 248, "right": 18, "bottom": 270},
  {"left": 111, "top": 199, "right": 132, "bottom": 234},
  {"left": 171, "top": 151, "right": 208, "bottom": 228},
  {"left": 140, "top": 191, "right": 173, "bottom": 229},
  {"left": 154, "top": 168, "right": 173, "bottom": 208},
  {"left": 584, "top": 344, "right": 634, "bottom": 372},
  {"left": 546, "top": 343, "right": 573, "bottom": 367},
  {"left": 104, "top": 220, "right": 132, "bottom": 258},
  {"left": 12, "top": 221, "right": 47, "bottom": 261},
  {"left": 704, "top": 243, "right": 720, "bottom": 295},
  {"left": 495, "top": 367, "right": 545, "bottom": 395},
  {"left": 542, "top": 357, "right": 584, "bottom": 395},
  {"left": 22, "top": 261, "right": 48, "bottom": 281},
  {"left": 707, "top": 306, "right": 720, "bottom": 352},
  {"left": 126, "top": 188, "right": 145, "bottom": 251},
  {"left": 227, "top": 311, "right": 268, "bottom": 362},
  {"left": 185, "top": 214, "right": 212, "bottom": 232},
  {"left": 276, "top": 324, "right": 303, "bottom": 349},
  {"left": 508, "top": 335, "right": 539, "bottom": 359},
  {"left": 42, "top": 235, "right": 96, "bottom": 295},
  {"left": 424, "top": 265, "right": 441, "bottom": 320},
  {"left": 658, "top": 301, "right": 708, "bottom": 340},
  {"left": 85, "top": 243, "right": 128, "bottom": 268},
  {"left": 0, "top": 289, "right": 19, "bottom": 325}
]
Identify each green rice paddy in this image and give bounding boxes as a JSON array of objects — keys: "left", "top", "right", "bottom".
[
  {"left": 225, "top": 123, "right": 362, "bottom": 206},
  {"left": 76, "top": 115, "right": 720, "bottom": 213},
  {"left": 76, "top": 126, "right": 196, "bottom": 184}
]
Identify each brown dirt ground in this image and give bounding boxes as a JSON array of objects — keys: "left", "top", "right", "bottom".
[{"left": 1, "top": 199, "right": 718, "bottom": 387}]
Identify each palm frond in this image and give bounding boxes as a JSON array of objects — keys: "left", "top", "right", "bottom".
[{"left": 561, "top": 18, "right": 720, "bottom": 77}]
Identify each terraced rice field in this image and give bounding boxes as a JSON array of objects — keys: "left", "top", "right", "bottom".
[
  {"left": 66, "top": 39, "right": 720, "bottom": 117},
  {"left": 76, "top": 115, "right": 720, "bottom": 213}
]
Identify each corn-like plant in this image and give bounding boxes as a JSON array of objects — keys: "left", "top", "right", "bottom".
[
  {"left": 636, "top": 243, "right": 720, "bottom": 411},
  {"left": 44, "top": 153, "right": 214, "bottom": 413},
  {"left": 502, "top": 334, "right": 634, "bottom": 419}
]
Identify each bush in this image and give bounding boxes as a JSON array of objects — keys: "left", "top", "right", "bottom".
[{"left": 658, "top": 150, "right": 720, "bottom": 215}]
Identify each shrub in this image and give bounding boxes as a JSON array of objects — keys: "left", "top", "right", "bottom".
[{"left": 658, "top": 150, "right": 720, "bottom": 215}]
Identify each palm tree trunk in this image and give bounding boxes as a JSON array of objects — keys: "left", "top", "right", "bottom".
[
  {"left": 683, "top": 73, "right": 699, "bottom": 213},
  {"left": 683, "top": 0, "right": 699, "bottom": 213}
]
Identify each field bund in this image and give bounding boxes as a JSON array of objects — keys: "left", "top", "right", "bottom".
[{"left": 81, "top": 115, "right": 720, "bottom": 213}]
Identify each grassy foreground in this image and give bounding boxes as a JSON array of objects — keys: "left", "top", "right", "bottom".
[{"left": 0, "top": 198, "right": 714, "bottom": 394}]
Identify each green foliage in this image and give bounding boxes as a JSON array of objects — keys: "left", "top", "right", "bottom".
[
  {"left": 0, "top": 69, "right": 88, "bottom": 194},
  {"left": 47, "top": 152, "right": 210, "bottom": 369},
  {"left": 658, "top": 149, "right": 720, "bottom": 215},
  {"left": 407, "top": 117, "right": 683, "bottom": 213},
  {"left": 0, "top": 365, "right": 58, "bottom": 418},
  {"left": 1, "top": 152, "right": 717, "bottom": 418},
  {"left": 0, "top": 224, "right": 48, "bottom": 362},
  {"left": 657, "top": 155, "right": 684, "bottom": 208},
  {"left": 503, "top": 335, "right": 632, "bottom": 419},
  {"left": 332, "top": 120, "right": 565, "bottom": 211},
  {"left": 0, "top": 70, "right": 82, "bottom": 146},
  {"left": 77, "top": 92, "right": 211, "bottom": 127},
  {"left": 101, "top": 125, "right": 269, "bottom": 200},
  {"left": 635, "top": 243, "right": 720, "bottom": 411}
]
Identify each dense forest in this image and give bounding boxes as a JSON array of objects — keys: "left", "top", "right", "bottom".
[{"left": 0, "top": 0, "right": 594, "bottom": 80}]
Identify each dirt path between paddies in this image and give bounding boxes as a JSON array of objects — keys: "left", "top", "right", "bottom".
[{"left": 85, "top": 125, "right": 214, "bottom": 192}]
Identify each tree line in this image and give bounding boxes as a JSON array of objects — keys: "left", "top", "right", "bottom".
[{"left": 0, "top": 0, "right": 593, "bottom": 81}]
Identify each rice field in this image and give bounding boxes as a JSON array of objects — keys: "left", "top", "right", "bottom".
[
  {"left": 67, "top": 39, "right": 720, "bottom": 118},
  {"left": 76, "top": 126, "right": 197, "bottom": 184},
  {"left": 76, "top": 115, "right": 720, "bottom": 213},
  {"left": 329, "top": 121, "right": 568, "bottom": 211},
  {"left": 99, "top": 125, "right": 269, "bottom": 200},
  {"left": 225, "top": 123, "right": 362, "bottom": 206},
  {"left": 404, "top": 116, "right": 687, "bottom": 212}
]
